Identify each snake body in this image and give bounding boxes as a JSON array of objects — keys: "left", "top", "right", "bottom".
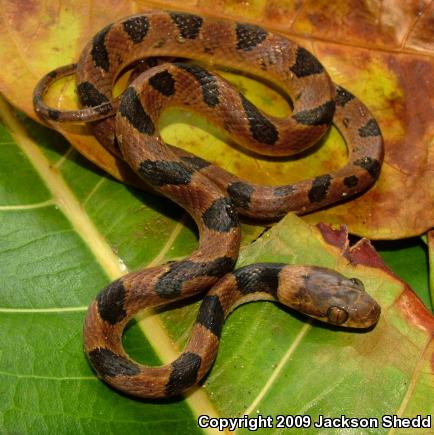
[{"left": 33, "top": 9, "right": 383, "bottom": 399}]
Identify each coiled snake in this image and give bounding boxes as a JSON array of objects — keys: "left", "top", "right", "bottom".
[{"left": 33, "top": 9, "right": 383, "bottom": 399}]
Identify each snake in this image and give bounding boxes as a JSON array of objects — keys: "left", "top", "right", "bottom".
[{"left": 33, "top": 9, "right": 383, "bottom": 399}]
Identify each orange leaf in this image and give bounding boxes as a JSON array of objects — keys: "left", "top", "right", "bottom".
[{"left": 0, "top": 0, "right": 432, "bottom": 238}]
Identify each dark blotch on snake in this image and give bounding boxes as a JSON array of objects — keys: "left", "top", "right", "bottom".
[
  {"left": 119, "top": 87, "right": 155, "bottom": 135},
  {"left": 88, "top": 348, "right": 140, "bottom": 377},
  {"left": 197, "top": 295, "right": 225, "bottom": 337},
  {"left": 206, "top": 256, "right": 236, "bottom": 276},
  {"left": 47, "top": 70, "right": 58, "bottom": 79},
  {"left": 235, "top": 263, "right": 284, "bottom": 297},
  {"left": 139, "top": 160, "right": 194, "bottom": 186},
  {"left": 240, "top": 94, "right": 278, "bottom": 145},
  {"left": 123, "top": 16, "right": 149, "bottom": 43},
  {"left": 169, "top": 12, "right": 203, "bottom": 39},
  {"left": 91, "top": 24, "right": 112, "bottom": 72},
  {"left": 144, "top": 58, "right": 159, "bottom": 68},
  {"left": 335, "top": 86, "right": 354, "bottom": 107},
  {"left": 353, "top": 157, "right": 381, "bottom": 178},
  {"left": 273, "top": 185, "right": 295, "bottom": 197},
  {"left": 344, "top": 175, "right": 359, "bottom": 188},
  {"left": 202, "top": 197, "right": 239, "bottom": 232},
  {"left": 48, "top": 109, "right": 60, "bottom": 121},
  {"left": 77, "top": 81, "right": 110, "bottom": 107},
  {"left": 180, "top": 156, "right": 211, "bottom": 171},
  {"left": 293, "top": 100, "right": 335, "bottom": 126},
  {"left": 176, "top": 63, "right": 219, "bottom": 107},
  {"left": 308, "top": 174, "right": 332, "bottom": 203},
  {"left": 227, "top": 182, "right": 255, "bottom": 209},
  {"left": 149, "top": 70, "right": 176, "bottom": 96},
  {"left": 96, "top": 279, "right": 127, "bottom": 324},
  {"left": 166, "top": 352, "right": 202, "bottom": 396},
  {"left": 155, "top": 256, "right": 235, "bottom": 298},
  {"left": 358, "top": 119, "right": 381, "bottom": 137},
  {"left": 290, "top": 47, "right": 324, "bottom": 78},
  {"left": 235, "top": 23, "right": 268, "bottom": 51}
]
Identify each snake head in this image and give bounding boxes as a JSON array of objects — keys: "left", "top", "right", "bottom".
[{"left": 279, "top": 267, "right": 381, "bottom": 328}]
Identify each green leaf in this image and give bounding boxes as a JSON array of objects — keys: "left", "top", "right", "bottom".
[
  {"left": 374, "top": 239, "right": 432, "bottom": 312},
  {"left": 1, "top": 97, "right": 433, "bottom": 434}
]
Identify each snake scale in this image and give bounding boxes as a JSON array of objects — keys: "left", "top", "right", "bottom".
[{"left": 33, "top": 9, "right": 383, "bottom": 399}]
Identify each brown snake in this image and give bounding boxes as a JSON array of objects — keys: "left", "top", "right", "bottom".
[{"left": 33, "top": 9, "right": 383, "bottom": 399}]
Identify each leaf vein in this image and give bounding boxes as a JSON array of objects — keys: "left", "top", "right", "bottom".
[
  {"left": 0, "top": 199, "right": 56, "bottom": 211},
  {"left": 241, "top": 321, "right": 312, "bottom": 417}
]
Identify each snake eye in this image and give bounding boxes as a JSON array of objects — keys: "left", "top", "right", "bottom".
[
  {"left": 350, "top": 277, "right": 364, "bottom": 289},
  {"left": 327, "top": 306, "right": 348, "bottom": 325}
]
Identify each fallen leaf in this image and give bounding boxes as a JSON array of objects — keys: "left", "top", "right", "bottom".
[{"left": 0, "top": 0, "right": 433, "bottom": 238}]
